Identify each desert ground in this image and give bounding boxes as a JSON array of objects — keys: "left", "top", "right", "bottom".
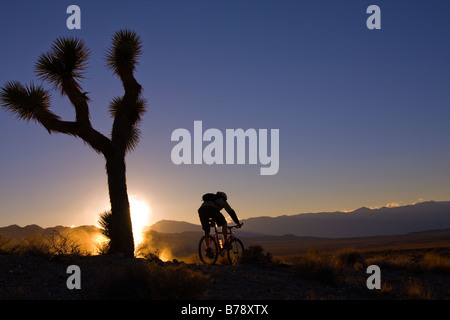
[{"left": 0, "top": 228, "right": 449, "bottom": 300}]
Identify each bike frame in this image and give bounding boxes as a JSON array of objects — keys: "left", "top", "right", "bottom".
[{"left": 210, "top": 221, "right": 238, "bottom": 255}]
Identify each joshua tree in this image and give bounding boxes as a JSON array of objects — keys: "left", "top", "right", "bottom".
[{"left": 0, "top": 30, "right": 146, "bottom": 257}]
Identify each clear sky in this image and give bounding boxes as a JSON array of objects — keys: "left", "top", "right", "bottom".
[{"left": 0, "top": 0, "right": 449, "bottom": 228}]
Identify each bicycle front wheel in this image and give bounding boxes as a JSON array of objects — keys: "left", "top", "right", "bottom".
[
  {"left": 227, "top": 238, "right": 244, "bottom": 265},
  {"left": 198, "top": 235, "right": 219, "bottom": 265}
]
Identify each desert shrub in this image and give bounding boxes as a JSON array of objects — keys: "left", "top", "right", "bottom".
[
  {"left": 0, "top": 231, "right": 87, "bottom": 257},
  {"left": 335, "top": 248, "right": 366, "bottom": 271},
  {"left": 241, "top": 245, "right": 273, "bottom": 266},
  {"left": 96, "top": 259, "right": 211, "bottom": 299},
  {"left": 291, "top": 250, "right": 345, "bottom": 285},
  {"left": 46, "top": 231, "right": 84, "bottom": 256},
  {"left": 0, "top": 235, "right": 13, "bottom": 254},
  {"left": 16, "top": 234, "right": 51, "bottom": 256},
  {"left": 0, "top": 236, "right": 32, "bottom": 256}
]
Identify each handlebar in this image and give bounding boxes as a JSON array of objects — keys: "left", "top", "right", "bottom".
[{"left": 228, "top": 222, "right": 243, "bottom": 229}]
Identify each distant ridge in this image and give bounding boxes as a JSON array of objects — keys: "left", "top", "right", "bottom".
[
  {"left": 0, "top": 224, "right": 100, "bottom": 241},
  {"left": 242, "top": 201, "right": 450, "bottom": 237},
  {"left": 1, "top": 201, "right": 449, "bottom": 239},
  {"left": 146, "top": 201, "right": 450, "bottom": 238}
]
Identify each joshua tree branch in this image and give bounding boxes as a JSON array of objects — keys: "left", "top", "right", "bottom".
[
  {"left": 0, "top": 82, "right": 113, "bottom": 156},
  {"left": 35, "top": 104, "right": 113, "bottom": 156},
  {"left": 62, "top": 78, "right": 91, "bottom": 129}
]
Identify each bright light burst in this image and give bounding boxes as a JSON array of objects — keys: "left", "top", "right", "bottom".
[{"left": 129, "top": 196, "right": 151, "bottom": 247}]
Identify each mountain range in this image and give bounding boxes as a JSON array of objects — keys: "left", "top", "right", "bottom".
[
  {"left": 1, "top": 201, "right": 450, "bottom": 242},
  {"left": 148, "top": 201, "right": 450, "bottom": 237}
]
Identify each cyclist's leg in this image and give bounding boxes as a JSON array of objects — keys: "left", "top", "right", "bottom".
[
  {"left": 222, "top": 221, "right": 228, "bottom": 243},
  {"left": 212, "top": 211, "right": 228, "bottom": 243},
  {"left": 198, "top": 207, "right": 211, "bottom": 244}
]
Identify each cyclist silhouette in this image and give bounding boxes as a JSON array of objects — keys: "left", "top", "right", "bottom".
[{"left": 198, "top": 191, "right": 241, "bottom": 248}]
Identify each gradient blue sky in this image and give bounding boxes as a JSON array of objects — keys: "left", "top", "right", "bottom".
[{"left": 0, "top": 1, "right": 449, "bottom": 228}]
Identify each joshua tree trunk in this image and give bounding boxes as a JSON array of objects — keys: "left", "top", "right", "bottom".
[{"left": 106, "top": 154, "right": 134, "bottom": 256}]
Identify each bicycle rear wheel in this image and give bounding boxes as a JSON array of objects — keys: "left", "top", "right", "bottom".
[
  {"left": 227, "top": 238, "right": 244, "bottom": 265},
  {"left": 198, "top": 235, "right": 219, "bottom": 265}
]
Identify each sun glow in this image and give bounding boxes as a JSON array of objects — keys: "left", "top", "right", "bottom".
[{"left": 129, "top": 197, "right": 151, "bottom": 247}]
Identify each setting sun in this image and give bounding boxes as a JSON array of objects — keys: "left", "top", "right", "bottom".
[{"left": 129, "top": 197, "right": 151, "bottom": 247}]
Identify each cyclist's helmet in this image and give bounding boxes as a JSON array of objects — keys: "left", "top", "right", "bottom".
[{"left": 216, "top": 191, "right": 227, "bottom": 201}]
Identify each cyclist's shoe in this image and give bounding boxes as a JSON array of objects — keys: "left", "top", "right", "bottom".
[{"left": 206, "top": 247, "right": 215, "bottom": 259}]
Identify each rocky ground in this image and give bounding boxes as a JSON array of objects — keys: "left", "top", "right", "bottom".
[{"left": 1, "top": 253, "right": 449, "bottom": 300}]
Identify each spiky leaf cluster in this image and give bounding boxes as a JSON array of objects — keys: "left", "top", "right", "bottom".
[
  {"left": 105, "top": 30, "right": 142, "bottom": 77},
  {"left": 0, "top": 81, "right": 52, "bottom": 122},
  {"left": 35, "top": 37, "right": 89, "bottom": 94},
  {"left": 109, "top": 96, "right": 147, "bottom": 152}
]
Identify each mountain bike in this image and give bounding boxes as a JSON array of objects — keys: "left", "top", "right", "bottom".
[{"left": 198, "top": 219, "right": 244, "bottom": 265}]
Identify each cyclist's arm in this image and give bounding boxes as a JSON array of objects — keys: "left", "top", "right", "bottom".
[{"left": 217, "top": 198, "right": 240, "bottom": 224}]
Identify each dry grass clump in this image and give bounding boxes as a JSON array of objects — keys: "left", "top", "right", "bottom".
[
  {"left": 284, "top": 247, "right": 448, "bottom": 299},
  {"left": 365, "top": 250, "right": 450, "bottom": 274},
  {"left": 417, "top": 252, "right": 450, "bottom": 273},
  {"left": 241, "top": 245, "right": 273, "bottom": 266},
  {"left": 285, "top": 250, "right": 350, "bottom": 285},
  {"left": 404, "top": 278, "right": 435, "bottom": 300}
]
